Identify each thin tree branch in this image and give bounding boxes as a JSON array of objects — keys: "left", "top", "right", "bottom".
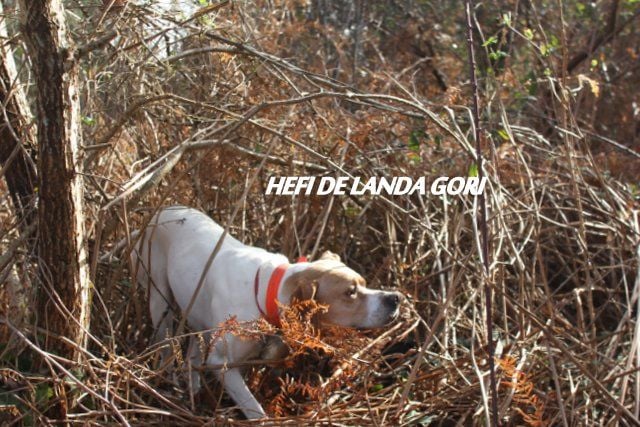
[
  {"left": 74, "top": 29, "right": 118, "bottom": 60},
  {"left": 465, "top": 1, "right": 499, "bottom": 426}
]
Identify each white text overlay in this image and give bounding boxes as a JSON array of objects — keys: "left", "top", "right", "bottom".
[{"left": 265, "top": 176, "right": 487, "bottom": 196}]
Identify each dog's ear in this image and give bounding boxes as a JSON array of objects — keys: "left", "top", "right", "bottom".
[
  {"left": 319, "top": 251, "right": 341, "bottom": 262},
  {"left": 291, "top": 279, "right": 318, "bottom": 302}
]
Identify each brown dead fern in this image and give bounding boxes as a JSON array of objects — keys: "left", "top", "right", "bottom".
[{"left": 498, "top": 356, "right": 548, "bottom": 426}]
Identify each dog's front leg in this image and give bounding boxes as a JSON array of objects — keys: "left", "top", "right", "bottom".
[
  {"left": 186, "top": 336, "right": 203, "bottom": 393},
  {"left": 215, "top": 367, "right": 266, "bottom": 419},
  {"left": 207, "top": 336, "right": 268, "bottom": 419}
]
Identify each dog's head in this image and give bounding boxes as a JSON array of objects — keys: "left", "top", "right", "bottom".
[{"left": 284, "top": 251, "right": 402, "bottom": 329}]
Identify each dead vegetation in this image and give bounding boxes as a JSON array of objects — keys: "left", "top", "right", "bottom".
[{"left": 1, "top": 0, "right": 640, "bottom": 425}]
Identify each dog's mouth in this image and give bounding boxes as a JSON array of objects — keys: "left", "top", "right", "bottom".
[
  {"left": 319, "top": 310, "right": 400, "bottom": 330},
  {"left": 385, "top": 307, "right": 401, "bottom": 324}
]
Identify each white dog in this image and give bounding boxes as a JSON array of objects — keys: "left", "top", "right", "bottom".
[{"left": 131, "top": 206, "right": 401, "bottom": 419}]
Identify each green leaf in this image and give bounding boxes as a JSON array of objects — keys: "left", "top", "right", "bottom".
[
  {"left": 482, "top": 36, "right": 498, "bottom": 47},
  {"left": 70, "top": 367, "right": 85, "bottom": 382},
  {"left": 408, "top": 133, "right": 420, "bottom": 152},
  {"left": 408, "top": 129, "right": 427, "bottom": 152},
  {"left": 434, "top": 135, "right": 442, "bottom": 148},
  {"left": 82, "top": 116, "right": 96, "bottom": 126},
  {"left": 524, "top": 28, "right": 534, "bottom": 40},
  {"left": 407, "top": 130, "right": 426, "bottom": 164},
  {"left": 497, "top": 129, "right": 509, "bottom": 141},
  {"left": 502, "top": 13, "right": 511, "bottom": 26},
  {"left": 539, "top": 36, "right": 560, "bottom": 57},
  {"left": 469, "top": 163, "right": 478, "bottom": 177},
  {"left": 345, "top": 206, "right": 359, "bottom": 217},
  {"left": 35, "top": 383, "right": 54, "bottom": 406},
  {"left": 408, "top": 152, "right": 421, "bottom": 163},
  {"left": 489, "top": 50, "right": 508, "bottom": 61}
]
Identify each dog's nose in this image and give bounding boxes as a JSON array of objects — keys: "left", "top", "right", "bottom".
[{"left": 384, "top": 292, "right": 402, "bottom": 308}]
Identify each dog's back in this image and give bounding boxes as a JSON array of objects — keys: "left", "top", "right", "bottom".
[{"left": 131, "top": 205, "right": 275, "bottom": 337}]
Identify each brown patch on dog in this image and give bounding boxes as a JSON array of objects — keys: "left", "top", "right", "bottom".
[{"left": 282, "top": 259, "right": 373, "bottom": 328}]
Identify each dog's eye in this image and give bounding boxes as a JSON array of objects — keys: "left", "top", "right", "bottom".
[{"left": 346, "top": 286, "right": 358, "bottom": 299}]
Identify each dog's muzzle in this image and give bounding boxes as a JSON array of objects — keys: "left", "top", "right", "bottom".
[{"left": 383, "top": 291, "right": 402, "bottom": 322}]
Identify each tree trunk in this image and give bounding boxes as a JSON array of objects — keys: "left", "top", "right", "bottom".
[
  {"left": 19, "top": 0, "right": 92, "bottom": 359},
  {"left": 0, "top": 1, "right": 37, "bottom": 342},
  {"left": 0, "top": 2, "right": 37, "bottom": 226}
]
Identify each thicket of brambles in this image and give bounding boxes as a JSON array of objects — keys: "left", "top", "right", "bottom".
[{"left": 1, "top": 0, "right": 639, "bottom": 424}]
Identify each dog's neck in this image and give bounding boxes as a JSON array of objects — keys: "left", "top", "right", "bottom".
[
  {"left": 276, "top": 261, "right": 311, "bottom": 305},
  {"left": 254, "top": 259, "right": 312, "bottom": 326}
]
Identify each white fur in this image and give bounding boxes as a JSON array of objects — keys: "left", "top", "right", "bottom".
[{"left": 131, "top": 205, "right": 400, "bottom": 419}]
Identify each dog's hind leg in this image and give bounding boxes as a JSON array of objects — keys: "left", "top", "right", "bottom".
[
  {"left": 148, "top": 269, "right": 173, "bottom": 343},
  {"left": 148, "top": 274, "right": 177, "bottom": 375},
  {"left": 137, "top": 230, "right": 174, "bottom": 344},
  {"left": 133, "top": 231, "right": 175, "bottom": 365}
]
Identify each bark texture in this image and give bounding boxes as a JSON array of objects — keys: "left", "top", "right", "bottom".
[
  {"left": 19, "top": 0, "right": 91, "bottom": 358},
  {"left": 0, "top": 3, "right": 36, "bottom": 225}
]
